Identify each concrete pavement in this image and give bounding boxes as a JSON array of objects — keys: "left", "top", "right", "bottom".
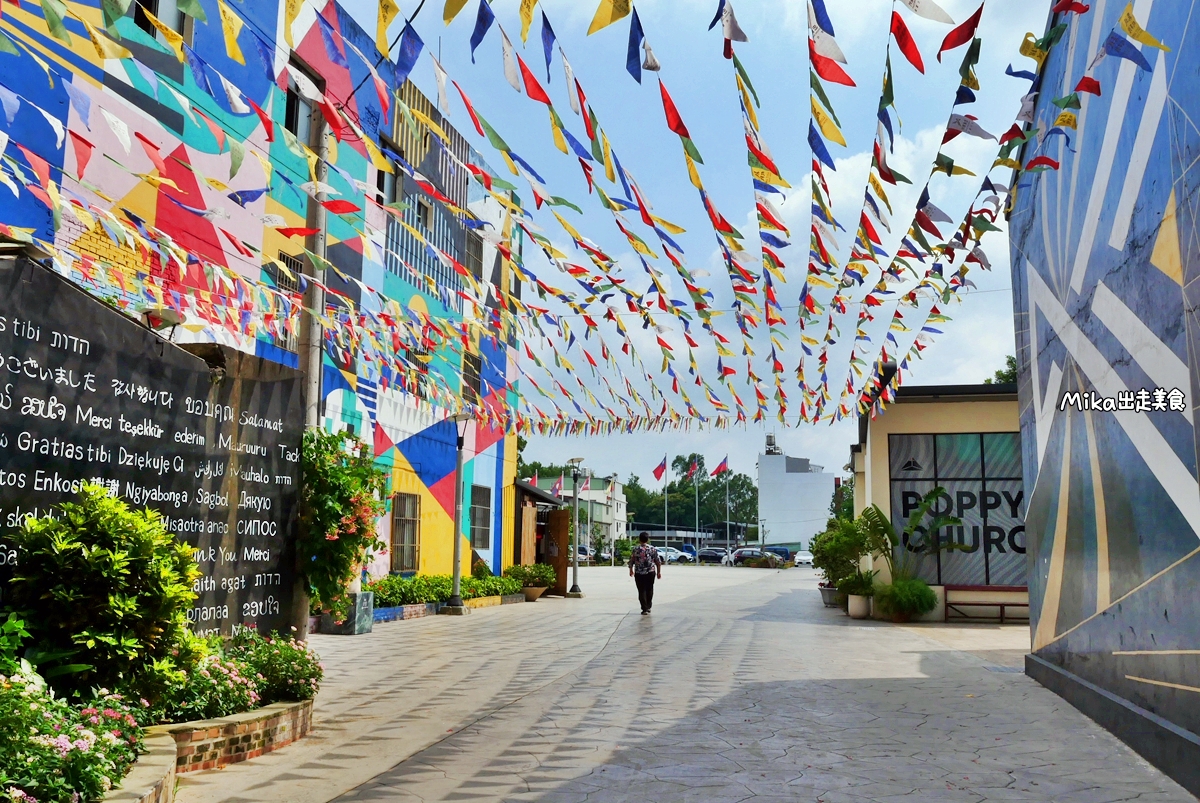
[{"left": 174, "top": 566, "right": 1192, "bottom": 803}]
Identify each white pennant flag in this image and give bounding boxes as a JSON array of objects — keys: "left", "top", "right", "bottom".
[
  {"left": 219, "top": 73, "right": 251, "bottom": 114},
  {"left": 100, "top": 107, "right": 131, "bottom": 153},
  {"left": 899, "top": 0, "right": 954, "bottom": 24},
  {"left": 500, "top": 27, "right": 522, "bottom": 93},
  {"left": 723, "top": 1, "right": 748, "bottom": 42},
  {"left": 430, "top": 54, "right": 451, "bottom": 114},
  {"left": 810, "top": 28, "right": 845, "bottom": 63},
  {"left": 947, "top": 114, "right": 996, "bottom": 141},
  {"left": 32, "top": 103, "right": 64, "bottom": 149},
  {"left": 642, "top": 40, "right": 661, "bottom": 72},
  {"left": 561, "top": 49, "right": 580, "bottom": 114}
]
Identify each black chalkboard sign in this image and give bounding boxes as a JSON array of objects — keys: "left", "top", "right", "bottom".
[{"left": 0, "top": 257, "right": 303, "bottom": 636}]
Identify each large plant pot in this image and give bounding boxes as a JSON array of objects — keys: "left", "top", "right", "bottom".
[
  {"left": 523, "top": 586, "right": 548, "bottom": 602},
  {"left": 848, "top": 594, "right": 871, "bottom": 619},
  {"left": 818, "top": 586, "right": 845, "bottom": 608}
]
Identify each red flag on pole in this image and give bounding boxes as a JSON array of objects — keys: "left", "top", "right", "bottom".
[{"left": 652, "top": 458, "right": 667, "bottom": 481}]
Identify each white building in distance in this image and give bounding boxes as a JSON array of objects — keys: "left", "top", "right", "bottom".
[{"left": 756, "top": 435, "right": 835, "bottom": 551}]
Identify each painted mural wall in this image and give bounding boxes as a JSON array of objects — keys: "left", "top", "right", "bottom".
[
  {"left": 0, "top": 0, "right": 518, "bottom": 583},
  {"left": 1009, "top": 0, "right": 1200, "bottom": 746}
]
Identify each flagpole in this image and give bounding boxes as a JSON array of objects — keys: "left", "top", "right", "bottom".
[
  {"left": 694, "top": 467, "right": 699, "bottom": 553},
  {"left": 725, "top": 470, "right": 730, "bottom": 552},
  {"left": 663, "top": 453, "right": 669, "bottom": 548}
]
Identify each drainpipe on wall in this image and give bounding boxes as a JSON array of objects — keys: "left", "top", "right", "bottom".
[{"left": 302, "top": 121, "right": 329, "bottom": 430}]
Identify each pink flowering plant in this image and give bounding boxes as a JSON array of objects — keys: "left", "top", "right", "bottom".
[
  {"left": 146, "top": 655, "right": 259, "bottom": 724},
  {"left": 0, "top": 669, "right": 142, "bottom": 803},
  {"left": 226, "top": 628, "right": 322, "bottom": 705},
  {"left": 299, "top": 430, "right": 387, "bottom": 617}
]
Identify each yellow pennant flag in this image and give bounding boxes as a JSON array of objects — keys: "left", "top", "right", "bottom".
[
  {"left": 218, "top": 0, "right": 245, "bottom": 64},
  {"left": 993, "top": 157, "right": 1021, "bottom": 170},
  {"left": 363, "top": 137, "right": 394, "bottom": 173},
  {"left": 378, "top": 0, "right": 399, "bottom": 54},
  {"left": 520, "top": 0, "right": 538, "bottom": 42},
  {"left": 302, "top": 145, "right": 320, "bottom": 185},
  {"left": 683, "top": 150, "right": 704, "bottom": 191},
  {"left": 601, "top": 131, "right": 615, "bottom": 183},
  {"left": 444, "top": 0, "right": 470, "bottom": 24},
  {"left": 1019, "top": 33, "right": 1048, "bottom": 67},
  {"left": 1054, "top": 111, "right": 1078, "bottom": 129},
  {"left": 284, "top": 0, "right": 302, "bottom": 48},
  {"left": 868, "top": 174, "right": 892, "bottom": 214},
  {"left": 1120, "top": 3, "right": 1170, "bottom": 50},
  {"left": 143, "top": 9, "right": 185, "bottom": 61},
  {"left": 810, "top": 97, "right": 845, "bottom": 147},
  {"left": 82, "top": 20, "right": 132, "bottom": 60},
  {"left": 501, "top": 151, "right": 520, "bottom": 176},
  {"left": 588, "top": 0, "right": 630, "bottom": 35},
  {"left": 751, "top": 167, "right": 791, "bottom": 188},
  {"left": 549, "top": 109, "right": 568, "bottom": 154},
  {"left": 410, "top": 107, "right": 452, "bottom": 144},
  {"left": 737, "top": 75, "right": 758, "bottom": 131},
  {"left": 651, "top": 215, "right": 686, "bottom": 234}
]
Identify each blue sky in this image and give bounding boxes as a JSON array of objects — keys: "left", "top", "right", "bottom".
[{"left": 340, "top": 0, "right": 1052, "bottom": 483}]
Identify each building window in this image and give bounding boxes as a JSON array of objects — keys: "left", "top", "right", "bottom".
[
  {"left": 415, "top": 198, "right": 432, "bottom": 230},
  {"left": 267, "top": 252, "right": 302, "bottom": 353},
  {"left": 391, "top": 492, "right": 420, "bottom": 573},
  {"left": 462, "top": 351, "right": 481, "bottom": 406},
  {"left": 285, "top": 74, "right": 315, "bottom": 146},
  {"left": 133, "top": 0, "right": 193, "bottom": 45},
  {"left": 465, "top": 231, "right": 484, "bottom": 280},
  {"left": 470, "top": 485, "right": 491, "bottom": 550}
]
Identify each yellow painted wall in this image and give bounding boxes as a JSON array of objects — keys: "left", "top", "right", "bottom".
[{"left": 859, "top": 397, "right": 1019, "bottom": 585}]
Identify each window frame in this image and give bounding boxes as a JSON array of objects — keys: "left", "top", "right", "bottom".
[
  {"left": 470, "top": 485, "right": 492, "bottom": 550},
  {"left": 391, "top": 492, "right": 421, "bottom": 573}
]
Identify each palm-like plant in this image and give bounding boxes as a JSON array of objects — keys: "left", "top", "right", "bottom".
[{"left": 857, "top": 487, "right": 963, "bottom": 582}]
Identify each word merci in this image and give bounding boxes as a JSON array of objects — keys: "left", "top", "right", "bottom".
[{"left": 1059, "top": 388, "right": 1185, "bottom": 413}]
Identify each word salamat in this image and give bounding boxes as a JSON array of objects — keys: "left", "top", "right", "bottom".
[{"left": 1058, "top": 388, "right": 1186, "bottom": 413}]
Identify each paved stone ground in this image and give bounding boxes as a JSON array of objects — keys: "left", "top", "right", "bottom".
[{"left": 174, "top": 566, "right": 1193, "bottom": 803}]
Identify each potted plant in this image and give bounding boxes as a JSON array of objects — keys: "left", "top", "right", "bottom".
[
  {"left": 811, "top": 517, "right": 867, "bottom": 608},
  {"left": 838, "top": 569, "right": 877, "bottom": 619},
  {"left": 857, "top": 487, "right": 962, "bottom": 623},
  {"left": 504, "top": 564, "right": 557, "bottom": 601}
]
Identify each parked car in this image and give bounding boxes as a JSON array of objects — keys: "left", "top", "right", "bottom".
[
  {"left": 763, "top": 546, "right": 792, "bottom": 563},
  {"left": 657, "top": 546, "right": 689, "bottom": 563},
  {"left": 678, "top": 544, "right": 698, "bottom": 560},
  {"left": 697, "top": 548, "right": 732, "bottom": 565},
  {"left": 599, "top": 550, "right": 612, "bottom": 562},
  {"left": 577, "top": 545, "right": 594, "bottom": 562},
  {"left": 792, "top": 550, "right": 814, "bottom": 566},
  {"left": 732, "top": 548, "right": 780, "bottom": 567}
]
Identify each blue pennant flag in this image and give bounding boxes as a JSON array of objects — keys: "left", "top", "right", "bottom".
[
  {"left": 707, "top": 0, "right": 726, "bottom": 30},
  {"left": 878, "top": 109, "right": 894, "bottom": 149},
  {"left": 561, "top": 127, "right": 594, "bottom": 162},
  {"left": 627, "top": 8, "right": 645, "bottom": 84},
  {"left": 314, "top": 14, "right": 349, "bottom": 69},
  {"left": 809, "top": 121, "right": 837, "bottom": 171},
  {"left": 508, "top": 151, "right": 545, "bottom": 184},
  {"left": 228, "top": 188, "right": 268, "bottom": 207},
  {"left": 809, "top": 0, "right": 835, "bottom": 36},
  {"left": 469, "top": 0, "right": 495, "bottom": 64},
  {"left": 182, "top": 44, "right": 214, "bottom": 98},
  {"left": 954, "top": 85, "right": 976, "bottom": 105},
  {"left": 395, "top": 24, "right": 424, "bottom": 85},
  {"left": 540, "top": 11, "right": 556, "bottom": 82},
  {"left": 761, "top": 231, "right": 790, "bottom": 249},
  {"left": 1005, "top": 64, "right": 1038, "bottom": 82},
  {"left": 1103, "top": 30, "right": 1152, "bottom": 72}
]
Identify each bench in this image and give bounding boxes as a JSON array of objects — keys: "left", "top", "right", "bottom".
[{"left": 944, "top": 585, "right": 1029, "bottom": 623}]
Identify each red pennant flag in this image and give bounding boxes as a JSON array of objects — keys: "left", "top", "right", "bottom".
[
  {"left": 809, "top": 38, "right": 856, "bottom": 86},
  {"left": 938, "top": 3, "right": 983, "bottom": 62},
  {"left": 517, "top": 55, "right": 551, "bottom": 105},
  {"left": 248, "top": 98, "right": 274, "bottom": 142},
  {"left": 275, "top": 227, "right": 319, "bottom": 238},
  {"left": 220, "top": 228, "right": 256, "bottom": 258},
  {"left": 452, "top": 80, "right": 486, "bottom": 136},
  {"left": 1026, "top": 155, "right": 1061, "bottom": 170},
  {"left": 999, "top": 123, "right": 1026, "bottom": 145},
  {"left": 859, "top": 212, "right": 883, "bottom": 245},
  {"left": 320, "top": 199, "right": 362, "bottom": 215},
  {"left": 658, "top": 79, "right": 692, "bottom": 139},
  {"left": 69, "top": 132, "right": 94, "bottom": 180},
  {"left": 890, "top": 12, "right": 925, "bottom": 74},
  {"left": 1051, "top": 0, "right": 1089, "bottom": 11},
  {"left": 134, "top": 133, "right": 167, "bottom": 174},
  {"left": 16, "top": 145, "right": 51, "bottom": 189},
  {"left": 915, "top": 210, "right": 943, "bottom": 239},
  {"left": 1075, "top": 76, "right": 1101, "bottom": 95}
]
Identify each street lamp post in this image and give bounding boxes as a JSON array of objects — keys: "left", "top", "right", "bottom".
[
  {"left": 444, "top": 413, "right": 473, "bottom": 612},
  {"left": 568, "top": 457, "right": 584, "bottom": 596}
]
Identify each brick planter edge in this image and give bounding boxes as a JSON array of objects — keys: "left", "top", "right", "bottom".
[
  {"left": 151, "top": 699, "right": 314, "bottom": 774},
  {"left": 103, "top": 731, "right": 177, "bottom": 803}
]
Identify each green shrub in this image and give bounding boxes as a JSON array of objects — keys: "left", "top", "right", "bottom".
[
  {"left": 874, "top": 578, "right": 939, "bottom": 619},
  {"left": 226, "top": 629, "right": 322, "bottom": 705},
  {"left": 366, "top": 574, "right": 454, "bottom": 607},
  {"left": 503, "top": 564, "right": 556, "bottom": 588},
  {"left": 837, "top": 570, "right": 878, "bottom": 597},
  {"left": 148, "top": 655, "right": 260, "bottom": 724},
  {"left": 471, "top": 560, "right": 493, "bottom": 580},
  {"left": 613, "top": 538, "right": 633, "bottom": 564},
  {"left": 300, "top": 430, "right": 388, "bottom": 617},
  {"left": 461, "top": 576, "right": 521, "bottom": 599},
  {"left": 810, "top": 517, "right": 867, "bottom": 588},
  {"left": 0, "top": 669, "right": 143, "bottom": 802},
  {"left": 6, "top": 483, "right": 199, "bottom": 699}
]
